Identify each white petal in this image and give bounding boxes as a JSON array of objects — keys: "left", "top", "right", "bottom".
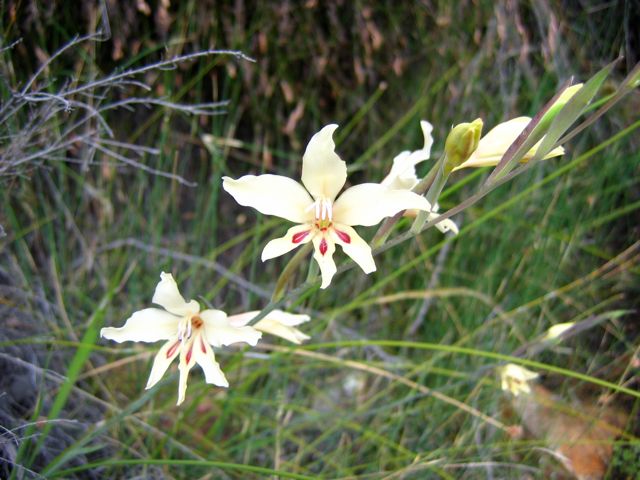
[
  {"left": 228, "top": 311, "right": 311, "bottom": 344},
  {"left": 381, "top": 120, "right": 434, "bottom": 191},
  {"left": 312, "top": 235, "right": 337, "bottom": 289},
  {"left": 152, "top": 272, "right": 199, "bottom": 317},
  {"left": 194, "top": 334, "right": 229, "bottom": 387},
  {"left": 176, "top": 336, "right": 200, "bottom": 405},
  {"left": 330, "top": 223, "right": 376, "bottom": 274},
  {"left": 227, "top": 311, "right": 259, "bottom": 327},
  {"left": 222, "top": 174, "right": 313, "bottom": 223},
  {"left": 145, "top": 336, "right": 181, "bottom": 390},
  {"left": 261, "top": 223, "right": 315, "bottom": 261},
  {"left": 253, "top": 318, "right": 310, "bottom": 344},
  {"left": 424, "top": 203, "right": 459, "bottom": 235},
  {"left": 229, "top": 309, "right": 310, "bottom": 327},
  {"left": 262, "top": 310, "right": 311, "bottom": 327},
  {"left": 100, "top": 308, "right": 179, "bottom": 343},
  {"left": 431, "top": 214, "right": 459, "bottom": 235},
  {"left": 333, "top": 183, "right": 432, "bottom": 227},
  {"left": 301, "top": 124, "right": 347, "bottom": 201},
  {"left": 200, "top": 309, "right": 262, "bottom": 347}
]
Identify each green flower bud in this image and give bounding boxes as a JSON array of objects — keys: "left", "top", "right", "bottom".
[{"left": 444, "top": 118, "right": 483, "bottom": 174}]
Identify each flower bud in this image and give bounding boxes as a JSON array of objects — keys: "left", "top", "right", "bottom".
[{"left": 444, "top": 118, "right": 483, "bottom": 174}]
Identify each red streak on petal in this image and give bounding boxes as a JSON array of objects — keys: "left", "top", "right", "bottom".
[
  {"left": 292, "top": 230, "right": 311, "bottom": 244},
  {"left": 319, "top": 238, "right": 328, "bottom": 256},
  {"left": 186, "top": 345, "right": 193, "bottom": 364},
  {"left": 166, "top": 340, "right": 180, "bottom": 359},
  {"left": 200, "top": 337, "right": 207, "bottom": 354},
  {"left": 334, "top": 228, "right": 351, "bottom": 244}
]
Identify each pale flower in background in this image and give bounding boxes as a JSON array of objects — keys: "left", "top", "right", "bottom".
[
  {"left": 543, "top": 322, "right": 575, "bottom": 341},
  {"left": 228, "top": 310, "right": 311, "bottom": 344},
  {"left": 452, "top": 117, "right": 565, "bottom": 171},
  {"left": 381, "top": 120, "right": 434, "bottom": 191},
  {"left": 223, "top": 124, "right": 433, "bottom": 288},
  {"left": 101, "top": 272, "right": 262, "bottom": 405},
  {"left": 381, "top": 120, "right": 459, "bottom": 235},
  {"left": 453, "top": 84, "right": 583, "bottom": 171},
  {"left": 499, "top": 363, "right": 539, "bottom": 396}
]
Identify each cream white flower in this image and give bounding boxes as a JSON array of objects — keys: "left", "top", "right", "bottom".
[
  {"left": 452, "top": 116, "right": 565, "bottom": 171},
  {"left": 223, "top": 124, "right": 433, "bottom": 288},
  {"left": 228, "top": 310, "right": 311, "bottom": 344},
  {"left": 543, "top": 322, "right": 574, "bottom": 341},
  {"left": 381, "top": 120, "right": 458, "bottom": 235},
  {"left": 381, "top": 120, "right": 434, "bottom": 191},
  {"left": 100, "top": 272, "right": 262, "bottom": 405},
  {"left": 499, "top": 363, "right": 539, "bottom": 396}
]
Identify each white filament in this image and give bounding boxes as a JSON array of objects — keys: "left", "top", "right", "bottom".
[{"left": 306, "top": 198, "right": 333, "bottom": 221}]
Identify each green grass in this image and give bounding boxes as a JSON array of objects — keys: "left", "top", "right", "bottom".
[{"left": 1, "top": 1, "right": 639, "bottom": 479}]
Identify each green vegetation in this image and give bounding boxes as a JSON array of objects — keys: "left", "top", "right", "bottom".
[{"left": 1, "top": 1, "right": 638, "bottom": 478}]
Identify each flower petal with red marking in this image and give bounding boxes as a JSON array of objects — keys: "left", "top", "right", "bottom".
[
  {"left": 145, "top": 336, "right": 181, "bottom": 391},
  {"left": 331, "top": 223, "right": 376, "bottom": 275},
  {"left": 312, "top": 235, "right": 337, "bottom": 288},
  {"left": 261, "top": 224, "right": 315, "bottom": 261}
]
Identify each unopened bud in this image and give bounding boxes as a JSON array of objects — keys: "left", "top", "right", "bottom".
[{"left": 444, "top": 118, "right": 483, "bottom": 174}]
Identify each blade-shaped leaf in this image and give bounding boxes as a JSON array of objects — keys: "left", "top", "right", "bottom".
[
  {"left": 530, "top": 58, "right": 619, "bottom": 164},
  {"left": 485, "top": 78, "right": 573, "bottom": 184}
]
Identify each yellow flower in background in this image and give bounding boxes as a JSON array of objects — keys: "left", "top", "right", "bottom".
[
  {"left": 223, "top": 124, "right": 433, "bottom": 288},
  {"left": 543, "top": 322, "right": 575, "bottom": 341},
  {"left": 499, "top": 363, "right": 539, "bottom": 396},
  {"left": 101, "top": 272, "right": 262, "bottom": 405},
  {"left": 453, "top": 84, "right": 583, "bottom": 171},
  {"left": 452, "top": 117, "right": 565, "bottom": 170}
]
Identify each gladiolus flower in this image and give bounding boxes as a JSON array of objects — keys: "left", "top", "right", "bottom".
[
  {"left": 381, "top": 120, "right": 434, "bottom": 191},
  {"left": 101, "top": 272, "right": 262, "bottom": 405},
  {"left": 499, "top": 363, "right": 539, "bottom": 397},
  {"left": 381, "top": 120, "right": 459, "bottom": 235},
  {"left": 223, "top": 124, "right": 432, "bottom": 288}
]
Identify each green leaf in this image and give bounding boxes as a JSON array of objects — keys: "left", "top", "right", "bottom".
[{"left": 530, "top": 58, "right": 619, "bottom": 164}]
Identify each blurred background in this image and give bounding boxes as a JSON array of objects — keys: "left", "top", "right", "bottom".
[{"left": 1, "top": 1, "right": 639, "bottom": 478}]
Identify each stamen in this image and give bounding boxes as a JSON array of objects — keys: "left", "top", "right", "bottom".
[
  {"left": 292, "top": 230, "right": 311, "bottom": 243},
  {"left": 324, "top": 199, "right": 333, "bottom": 221},
  {"left": 315, "top": 200, "right": 321, "bottom": 219},
  {"left": 334, "top": 228, "right": 351, "bottom": 244},
  {"left": 319, "top": 238, "right": 328, "bottom": 256},
  {"left": 166, "top": 340, "right": 181, "bottom": 358}
]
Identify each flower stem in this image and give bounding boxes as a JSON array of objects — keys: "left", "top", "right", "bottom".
[{"left": 271, "top": 242, "right": 314, "bottom": 302}]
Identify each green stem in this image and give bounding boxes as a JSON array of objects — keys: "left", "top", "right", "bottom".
[{"left": 271, "top": 242, "right": 314, "bottom": 301}]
